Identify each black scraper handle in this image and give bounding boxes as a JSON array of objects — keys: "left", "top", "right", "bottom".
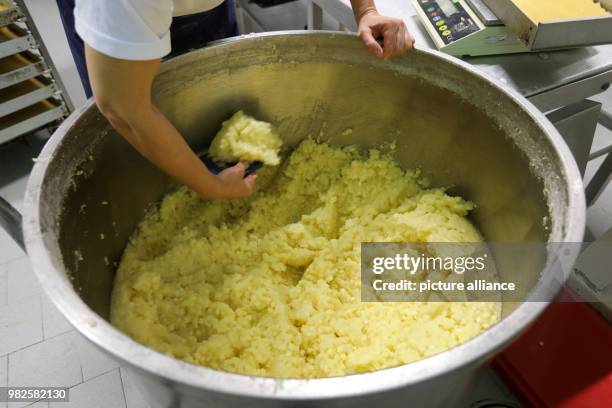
[{"left": 201, "top": 154, "right": 263, "bottom": 177}]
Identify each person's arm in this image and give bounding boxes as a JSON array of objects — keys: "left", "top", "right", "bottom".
[
  {"left": 350, "top": 0, "right": 415, "bottom": 59},
  {"left": 85, "top": 45, "right": 256, "bottom": 199}
]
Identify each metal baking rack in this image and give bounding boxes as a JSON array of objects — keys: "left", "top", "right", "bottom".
[{"left": 0, "top": 0, "right": 71, "bottom": 145}]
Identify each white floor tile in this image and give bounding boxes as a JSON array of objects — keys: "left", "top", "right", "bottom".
[
  {"left": 0, "top": 195, "right": 24, "bottom": 217},
  {"left": 8, "top": 331, "right": 82, "bottom": 389},
  {"left": 0, "top": 355, "right": 5, "bottom": 408},
  {"left": 0, "top": 296, "right": 43, "bottom": 356},
  {"left": 73, "top": 334, "right": 120, "bottom": 381},
  {"left": 49, "top": 369, "right": 126, "bottom": 408},
  {"left": 0, "top": 264, "right": 7, "bottom": 306},
  {"left": 590, "top": 173, "right": 612, "bottom": 214},
  {"left": 4, "top": 394, "right": 51, "bottom": 408},
  {"left": 7, "top": 401, "right": 49, "bottom": 408},
  {"left": 119, "top": 368, "right": 151, "bottom": 408},
  {"left": 0, "top": 354, "right": 7, "bottom": 386},
  {"left": 41, "top": 295, "right": 73, "bottom": 340},
  {"left": 0, "top": 230, "right": 25, "bottom": 266},
  {"left": 7, "top": 258, "right": 41, "bottom": 305},
  {"left": 586, "top": 207, "right": 612, "bottom": 239}
]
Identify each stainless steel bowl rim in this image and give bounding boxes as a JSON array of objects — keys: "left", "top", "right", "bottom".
[{"left": 23, "top": 31, "right": 585, "bottom": 400}]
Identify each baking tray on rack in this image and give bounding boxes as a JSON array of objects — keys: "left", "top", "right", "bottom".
[
  {"left": 0, "top": 98, "right": 65, "bottom": 144},
  {"left": 0, "top": 75, "right": 56, "bottom": 116},
  {"left": 481, "top": 0, "right": 612, "bottom": 50},
  {"left": 0, "top": 51, "right": 46, "bottom": 89},
  {"left": 0, "top": 23, "right": 32, "bottom": 59},
  {"left": 0, "top": 0, "right": 23, "bottom": 26}
]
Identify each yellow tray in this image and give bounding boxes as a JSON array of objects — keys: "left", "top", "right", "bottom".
[{"left": 481, "top": 0, "right": 612, "bottom": 50}]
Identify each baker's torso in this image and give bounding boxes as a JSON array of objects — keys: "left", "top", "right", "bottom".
[{"left": 74, "top": 0, "right": 226, "bottom": 60}]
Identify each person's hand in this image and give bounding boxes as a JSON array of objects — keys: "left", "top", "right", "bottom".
[
  {"left": 212, "top": 162, "right": 257, "bottom": 199},
  {"left": 357, "top": 11, "right": 415, "bottom": 59}
]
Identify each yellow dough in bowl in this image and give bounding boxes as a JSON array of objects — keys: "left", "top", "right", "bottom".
[
  {"left": 111, "top": 139, "right": 500, "bottom": 378},
  {"left": 208, "top": 111, "right": 282, "bottom": 165}
]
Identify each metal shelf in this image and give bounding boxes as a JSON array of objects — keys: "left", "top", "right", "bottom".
[
  {"left": 0, "top": 0, "right": 71, "bottom": 145},
  {"left": 0, "top": 75, "right": 56, "bottom": 116},
  {"left": 0, "top": 51, "right": 46, "bottom": 90},
  {"left": 0, "top": 24, "right": 33, "bottom": 59},
  {"left": 0, "top": 99, "right": 64, "bottom": 144},
  {"left": 0, "top": 0, "right": 22, "bottom": 26}
]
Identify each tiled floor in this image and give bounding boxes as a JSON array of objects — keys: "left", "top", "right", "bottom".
[
  {"left": 0, "top": 188, "right": 149, "bottom": 407},
  {"left": 1, "top": 1, "right": 611, "bottom": 408}
]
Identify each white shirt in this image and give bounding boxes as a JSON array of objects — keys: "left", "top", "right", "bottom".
[{"left": 75, "top": 0, "right": 224, "bottom": 61}]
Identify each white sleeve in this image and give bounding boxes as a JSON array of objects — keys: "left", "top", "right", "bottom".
[{"left": 74, "top": 0, "right": 173, "bottom": 60}]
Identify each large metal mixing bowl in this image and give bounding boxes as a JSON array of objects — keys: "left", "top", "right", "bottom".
[{"left": 2, "top": 32, "right": 584, "bottom": 407}]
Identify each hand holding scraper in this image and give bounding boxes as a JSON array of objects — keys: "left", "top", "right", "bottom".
[{"left": 201, "top": 111, "right": 283, "bottom": 178}]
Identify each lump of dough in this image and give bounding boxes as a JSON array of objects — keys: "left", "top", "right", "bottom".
[
  {"left": 111, "top": 139, "right": 501, "bottom": 379},
  {"left": 208, "top": 111, "right": 282, "bottom": 165}
]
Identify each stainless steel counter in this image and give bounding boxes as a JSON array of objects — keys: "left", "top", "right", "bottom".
[{"left": 310, "top": 0, "right": 612, "bottom": 110}]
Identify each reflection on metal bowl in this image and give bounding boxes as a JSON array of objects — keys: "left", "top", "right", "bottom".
[{"left": 21, "top": 32, "right": 584, "bottom": 407}]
